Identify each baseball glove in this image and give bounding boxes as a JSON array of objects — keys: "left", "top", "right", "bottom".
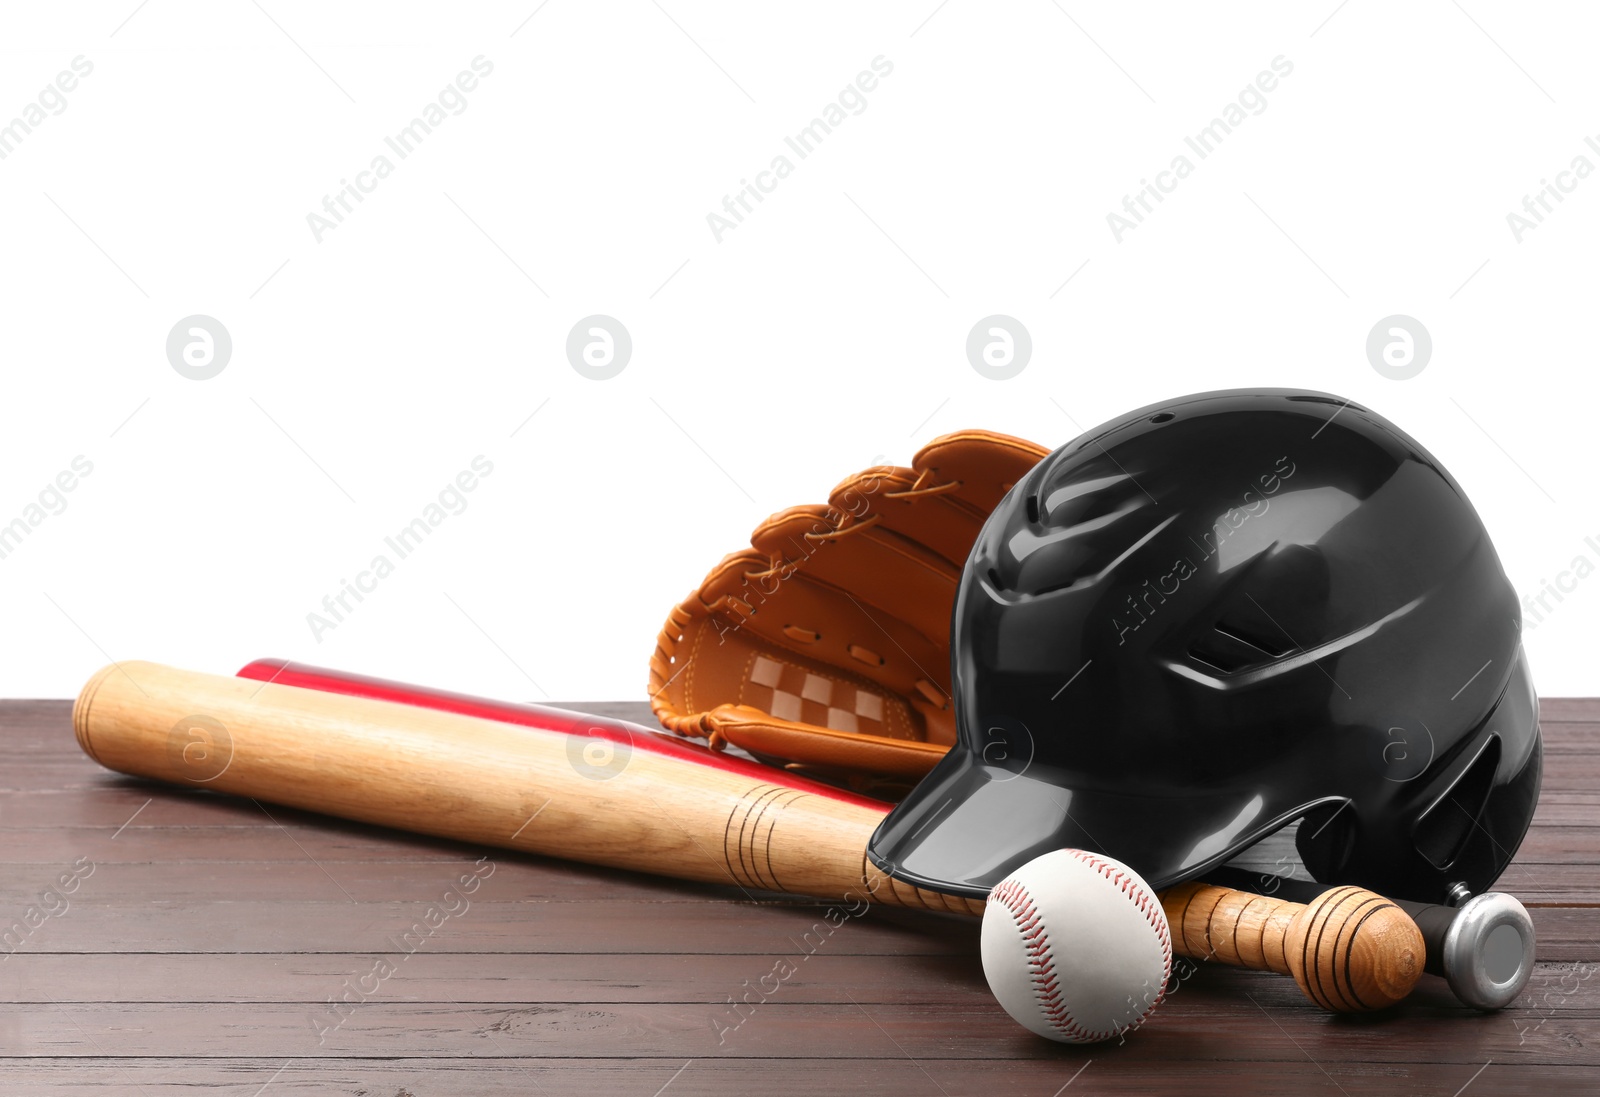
[{"left": 648, "top": 429, "right": 1049, "bottom": 791}]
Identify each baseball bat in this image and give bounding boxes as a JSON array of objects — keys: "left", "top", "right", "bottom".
[
  {"left": 76, "top": 661, "right": 1421, "bottom": 1010},
  {"left": 237, "top": 659, "right": 1440, "bottom": 1012},
  {"left": 75, "top": 661, "right": 982, "bottom": 915}
]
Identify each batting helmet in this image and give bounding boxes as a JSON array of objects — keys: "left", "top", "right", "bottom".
[{"left": 867, "top": 389, "right": 1541, "bottom": 906}]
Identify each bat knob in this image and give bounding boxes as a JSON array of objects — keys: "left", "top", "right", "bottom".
[
  {"left": 1286, "top": 886, "right": 1424, "bottom": 1011},
  {"left": 1440, "top": 891, "right": 1535, "bottom": 1011}
]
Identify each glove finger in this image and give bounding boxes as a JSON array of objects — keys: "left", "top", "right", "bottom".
[
  {"left": 828, "top": 430, "right": 1049, "bottom": 570},
  {"left": 748, "top": 430, "right": 1049, "bottom": 645}
]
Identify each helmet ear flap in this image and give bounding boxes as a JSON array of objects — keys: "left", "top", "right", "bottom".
[{"left": 1296, "top": 801, "right": 1357, "bottom": 882}]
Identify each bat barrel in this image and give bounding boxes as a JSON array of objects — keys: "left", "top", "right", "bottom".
[{"left": 74, "top": 662, "right": 981, "bottom": 916}]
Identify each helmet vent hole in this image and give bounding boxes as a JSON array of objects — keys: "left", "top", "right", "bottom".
[
  {"left": 1187, "top": 617, "right": 1296, "bottom": 673},
  {"left": 1026, "top": 495, "right": 1040, "bottom": 524},
  {"left": 1150, "top": 412, "right": 1175, "bottom": 424},
  {"left": 1213, "top": 622, "right": 1293, "bottom": 658},
  {"left": 1414, "top": 737, "right": 1502, "bottom": 870}
]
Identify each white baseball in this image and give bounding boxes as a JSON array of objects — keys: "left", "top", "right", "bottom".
[{"left": 981, "top": 849, "right": 1172, "bottom": 1043}]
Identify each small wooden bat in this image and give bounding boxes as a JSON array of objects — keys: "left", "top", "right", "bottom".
[{"left": 74, "top": 661, "right": 1422, "bottom": 1011}]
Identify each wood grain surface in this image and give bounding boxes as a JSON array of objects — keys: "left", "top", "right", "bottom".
[{"left": 1, "top": 697, "right": 1596, "bottom": 1095}]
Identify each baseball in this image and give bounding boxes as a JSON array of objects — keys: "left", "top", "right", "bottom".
[{"left": 982, "top": 849, "right": 1173, "bottom": 1043}]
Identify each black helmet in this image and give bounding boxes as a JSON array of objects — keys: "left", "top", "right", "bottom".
[{"left": 868, "top": 389, "right": 1541, "bottom": 906}]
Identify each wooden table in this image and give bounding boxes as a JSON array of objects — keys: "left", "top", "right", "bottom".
[{"left": 1, "top": 698, "right": 1594, "bottom": 1094}]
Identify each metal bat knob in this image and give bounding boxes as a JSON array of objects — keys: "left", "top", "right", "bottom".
[{"left": 1396, "top": 889, "right": 1535, "bottom": 1011}]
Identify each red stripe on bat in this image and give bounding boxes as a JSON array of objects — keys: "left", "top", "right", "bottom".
[{"left": 235, "top": 658, "right": 889, "bottom": 811}]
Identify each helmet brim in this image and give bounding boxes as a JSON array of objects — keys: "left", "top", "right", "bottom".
[{"left": 866, "top": 746, "right": 1341, "bottom": 898}]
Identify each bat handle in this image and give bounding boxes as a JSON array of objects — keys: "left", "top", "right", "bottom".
[{"left": 1160, "top": 882, "right": 1424, "bottom": 1011}]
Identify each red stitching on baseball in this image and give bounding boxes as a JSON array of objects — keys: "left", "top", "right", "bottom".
[
  {"left": 991, "top": 854, "right": 1173, "bottom": 1042},
  {"left": 991, "top": 877, "right": 1115, "bottom": 1042},
  {"left": 1065, "top": 850, "right": 1172, "bottom": 1014}
]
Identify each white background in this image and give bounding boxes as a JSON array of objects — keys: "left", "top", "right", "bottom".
[{"left": 1, "top": 2, "right": 1596, "bottom": 701}]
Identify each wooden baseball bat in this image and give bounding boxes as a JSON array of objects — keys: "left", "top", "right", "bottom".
[
  {"left": 75, "top": 661, "right": 981, "bottom": 915},
  {"left": 74, "top": 661, "right": 1421, "bottom": 1010}
]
